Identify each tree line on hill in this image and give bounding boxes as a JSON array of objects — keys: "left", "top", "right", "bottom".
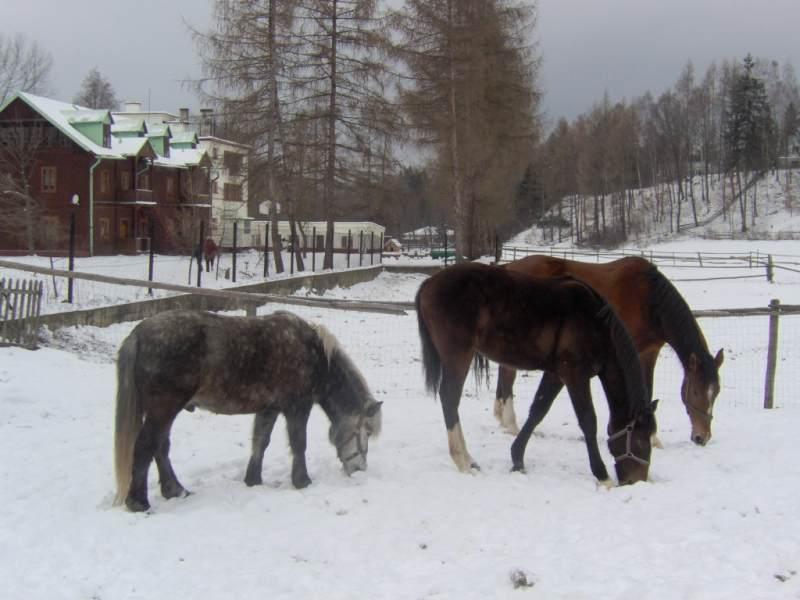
[{"left": 518, "top": 54, "right": 800, "bottom": 245}]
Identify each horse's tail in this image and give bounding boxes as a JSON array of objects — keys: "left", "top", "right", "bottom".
[
  {"left": 472, "top": 354, "right": 490, "bottom": 388},
  {"left": 113, "top": 331, "right": 144, "bottom": 506},
  {"left": 415, "top": 285, "right": 442, "bottom": 395}
]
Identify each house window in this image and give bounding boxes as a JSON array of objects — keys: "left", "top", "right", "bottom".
[
  {"left": 341, "top": 235, "right": 348, "bottom": 249},
  {"left": 212, "top": 147, "right": 218, "bottom": 159},
  {"left": 139, "top": 172, "right": 150, "bottom": 190},
  {"left": 243, "top": 220, "right": 251, "bottom": 234},
  {"left": 120, "top": 218, "right": 130, "bottom": 240},
  {"left": 223, "top": 183, "right": 242, "bottom": 203},
  {"left": 316, "top": 235, "right": 324, "bottom": 250},
  {"left": 166, "top": 176, "right": 175, "bottom": 197},
  {"left": 120, "top": 172, "right": 130, "bottom": 191},
  {"left": 224, "top": 152, "right": 243, "bottom": 176},
  {"left": 99, "top": 218, "right": 111, "bottom": 241},
  {"left": 41, "top": 166, "right": 57, "bottom": 192},
  {"left": 42, "top": 216, "right": 60, "bottom": 245},
  {"left": 212, "top": 180, "right": 218, "bottom": 194},
  {"left": 100, "top": 170, "right": 111, "bottom": 194}
]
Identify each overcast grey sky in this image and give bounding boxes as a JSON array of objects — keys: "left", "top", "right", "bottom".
[{"left": 4, "top": 0, "right": 800, "bottom": 126}]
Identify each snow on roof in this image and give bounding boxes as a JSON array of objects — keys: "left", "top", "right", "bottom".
[
  {"left": 147, "top": 123, "right": 171, "bottom": 137},
  {"left": 111, "top": 136, "right": 153, "bottom": 158},
  {"left": 63, "top": 109, "right": 111, "bottom": 125},
  {"left": 153, "top": 147, "right": 209, "bottom": 169},
  {"left": 171, "top": 131, "right": 198, "bottom": 145},
  {"left": 12, "top": 92, "right": 122, "bottom": 158},
  {"left": 111, "top": 117, "right": 147, "bottom": 134}
]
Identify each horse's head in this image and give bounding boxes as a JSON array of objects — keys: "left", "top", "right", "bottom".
[
  {"left": 330, "top": 401, "right": 383, "bottom": 475},
  {"left": 682, "top": 349, "right": 724, "bottom": 446},
  {"left": 608, "top": 399, "right": 659, "bottom": 485}
]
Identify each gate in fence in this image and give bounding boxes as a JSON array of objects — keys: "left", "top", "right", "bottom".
[{"left": 0, "top": 278, "right": 44, "bottom": 349}]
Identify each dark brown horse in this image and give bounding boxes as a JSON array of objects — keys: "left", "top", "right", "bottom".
[
  {"left": 495, "top": 255, "right": 723, "bottom": 447},
  {"left": 114, "top": 310, "right": 382, "bottom": 512},
  {"left": 416, "top": 262, "right": 658, "bottom": 486}
]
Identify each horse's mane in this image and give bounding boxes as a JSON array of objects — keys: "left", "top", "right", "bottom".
[
  {"left": 310, "top": 321, "right": 376, "bottom": 425},
  {"left": 594, "top": 300, "right": 650, "bottom": 417},
  {"left": 645, "top": 266, "right": 719, "bottom": 383},
  {"left": 312, "top": 322, "right": 339, "bottom": 367}
]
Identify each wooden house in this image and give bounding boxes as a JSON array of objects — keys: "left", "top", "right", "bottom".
[{"left": 0, "top": 92, "right": 212, "bottom": 256}]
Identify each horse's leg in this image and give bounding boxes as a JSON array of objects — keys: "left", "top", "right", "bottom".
[
  {"left": 510, "top": 372, "right": 564, "bottom": 472},
  {"left": 564, "top": 377, "right": 612, "bottom": 488},
  {"left": 285, "top": 404, "right": 313, "bottom": 489},
  {"left": 244, "top": 407, "right": 280, "bottom": 487},
  {"left": 154, "top": 416, "right": 189, "bottom": 500},
  {"left": 494, "top": 366, "right": 520, "bottom": 435},
  {"left": 639, "top": 348, "right": 664, "bottom": 449},
  {"left": 126, "top": 416, "right": 160, "bottom": 512},
  {"left": 440, "top": 362, "right": 476, "bottom": 472}
]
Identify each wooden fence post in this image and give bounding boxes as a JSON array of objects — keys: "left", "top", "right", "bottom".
[
  {"left": 766, "top": 255, "right": 774, "bottom": 283},
  {"left": 764, "top": 298, "right": 780, "bottom": 409}
]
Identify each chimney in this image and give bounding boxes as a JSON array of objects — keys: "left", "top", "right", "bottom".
[
  {"left": 124, "top": 101, "right": 143, "bottom": 113},
  {"left": 179, "top": 107, "right": 190, "bottom": 122},
  {"left": 199, "top": 108, "right": 214, "bottom": 136}
]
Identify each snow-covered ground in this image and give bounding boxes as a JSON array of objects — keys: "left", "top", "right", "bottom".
[
  {"left": 0, "top": 248, "right": 387, "bottom": 314},
  {"left": 1, "top": 239, "right": 800, "bottom": 599}
]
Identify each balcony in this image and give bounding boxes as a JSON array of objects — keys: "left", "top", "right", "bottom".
[{"left": 118, "top": 189, "right": 155, "bottom": 204}]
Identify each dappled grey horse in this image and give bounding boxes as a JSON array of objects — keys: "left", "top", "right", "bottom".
[{"left": 114, "top": 309, "right": 382, "bottom": 512}]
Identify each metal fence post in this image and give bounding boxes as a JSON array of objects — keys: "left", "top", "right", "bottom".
[
  {"left": 68, "top": 212, "right": 75, "bottom": 303},
  {"left": 764, "top": 298, "right": 781, "bottom": 409},
  {"left": 232, "top": 222, "right": 238, "bottom": 283},
  {"left": 148, "top": 220, "right": 155, "bottom": 296},
  {"left": 766, "top": 255, "right": 774, "bottom": 283},
  {"left": 264, "top": 221, "right": 270, "bottom": 278},
  {"left": 196, "top": 221, "right": 204, "bottom": 288},
  {"left": 312, "top": 226, "right": 317, "bottom": 272}
]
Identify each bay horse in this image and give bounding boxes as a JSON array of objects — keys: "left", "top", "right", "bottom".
[
  {"left": 416, "top": 262, "right": 658, "bottom": 486},
  {"left": 114, "top": 309, "right": 382, "bottom": 512},
  {"left": 495, "top": 256, "right": 723, "bottom": 446}
]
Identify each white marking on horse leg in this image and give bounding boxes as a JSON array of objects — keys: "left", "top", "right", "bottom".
[
  {"left": 651, "top": 433, "right": 664, "bottom": 449},
  {"left": 448, "top": 424, "right": 473, "bottom": 473},
  {"left": 597, "top": 478, "right": 615, "bottom": 490},
  {"left": 501, "top": 396, "right": 520, "bottom": 435},
  {"left": 493, "top": 397, "right": 503, "bottom": 421}
]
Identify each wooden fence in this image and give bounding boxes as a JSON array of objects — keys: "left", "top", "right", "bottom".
[{"left": 0, "top": 278, "right": 44, "bottom": 349}]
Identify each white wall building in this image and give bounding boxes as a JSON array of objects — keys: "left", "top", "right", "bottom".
[
  {"left": 113, "top": 102, "right": 255, "bottom": 248},
  {"left": 252, "top": 220, "right": 385, "bottom": 251}
]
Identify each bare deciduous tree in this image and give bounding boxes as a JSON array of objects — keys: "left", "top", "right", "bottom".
[
  {"left": 391, "top": 0, "right": 541, "bottom": 259},
  {"left": 0, "top": 34, "right": 53, "bottom": 104},
  {"left": 0, "top": 110, "right": 46, "bottom": 252}
]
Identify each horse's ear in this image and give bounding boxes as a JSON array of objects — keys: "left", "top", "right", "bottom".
[
  {"left": 714, "top": 348, "right": 724, "bottom": 368},
  {"left": 688, "top": 353, "right": 699, "bottom": 372},
  {"left": 366, "top": 401, "right": 383, "bottom": 417}
]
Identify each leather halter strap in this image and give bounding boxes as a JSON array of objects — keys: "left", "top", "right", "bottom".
[
  {"left": 607, "top": 420, "right": 650, "bottom": 466},
  {"left": 337, "top": 412, "right": 367, "bottom": 463}
]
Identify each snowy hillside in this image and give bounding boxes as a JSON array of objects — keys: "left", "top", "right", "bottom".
[{"left": 512, "top": 169, "right": 800, "bottom": 247}]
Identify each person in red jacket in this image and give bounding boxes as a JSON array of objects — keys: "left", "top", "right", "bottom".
[{"left": 203, "top": 238, "right": 218, "bottom": 272}]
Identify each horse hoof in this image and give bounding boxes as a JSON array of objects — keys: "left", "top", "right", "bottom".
[
  {"left": 511, "top": 463, "right": 526, "bottom": 473},
  {"left": 596, "top": 479, "right": 615, "bottom": 490},
  {"left": 244, "top": 475, "right": 262, "bottom": 487},
  {"left": 125, "top": 496, "right": 150, "bottom": 513},
  {"left": 470, "top": 462, "right": 481, "bottom": 471},
  {"left": 292, "top": 475, "right": 312, "bottom": 489}
]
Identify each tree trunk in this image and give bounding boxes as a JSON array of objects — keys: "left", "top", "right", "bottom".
[{"left": 323, "top": 0, "right": 338, "bottom": 270}]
